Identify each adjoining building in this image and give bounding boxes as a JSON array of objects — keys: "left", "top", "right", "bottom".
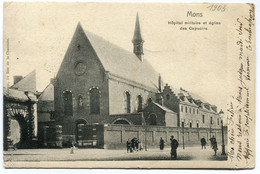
[{"left": 3, "top": 70, "right": 38, "bottom": 150}]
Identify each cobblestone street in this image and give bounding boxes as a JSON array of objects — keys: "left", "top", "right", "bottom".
[{"left": 4, "top": 146, "right": 227, "bottom": 162}]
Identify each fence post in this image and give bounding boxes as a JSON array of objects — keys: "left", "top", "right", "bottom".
[
  {"left": 43, "top": 126, "right": 49, "bottom": 147},
  {"left": 56, "top": 125, "right": 63, "bottom": 148}
]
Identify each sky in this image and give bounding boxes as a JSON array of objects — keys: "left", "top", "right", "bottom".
[{"left": 3, "top": 2, "right": 228, "bottom": 112}]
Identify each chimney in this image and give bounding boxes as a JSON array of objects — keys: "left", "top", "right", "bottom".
[{"left": 13, "top": 76, "right": 23, "bottom": 85}]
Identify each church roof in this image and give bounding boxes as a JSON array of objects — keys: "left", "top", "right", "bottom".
[{"left": 84, "top": 29, "right": 159, "bottom": 92}]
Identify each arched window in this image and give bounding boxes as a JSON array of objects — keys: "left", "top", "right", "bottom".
[
  {"left": 185, "top": 106, "right": 187, "bottom": 113},
  {"left": 137, "top": 95, "right": 143, "bottom": 112},
  {"left": 125, "top": 91, "right": 131, "bottom": 113},
  {"left": 147, "top": 114, "right": 157, "bottom": 125},
  {"left": 90, "top": 88, "right": 100, "bottom": 114},
  {"left": 63, "top": 91, "right": 73, "bottom": 116},
  {"left": 202, "top": 115, "right": 205, "bottom": 123},
  {"left": 181, "top": 105, "right": 183, "bottom": 112},
  {"left": 113, "top": 119, "right": 131, "bottom": 125}
]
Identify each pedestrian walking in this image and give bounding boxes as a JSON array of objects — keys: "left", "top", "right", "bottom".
[
  {"left": 200, "top": 136, "right": 206, "bottom": 149},
  {"left": 210, "top": 136, "right": 218, "bottom": 156},
  {"left": 131, "top": 138, "right": 137, "bottom": 152},
  {"left": 139, "top": 141, "right": 144, "bottom": 151},
  {"left": 136, "top": 138, "right": 139, "bottom": 152},
  {"left": 126, "top": 139, "right": 131, "bottom": 153},
  {"left": 159, "top": 137, "right": 165, "bottom": 150},
  {"left": 170, "top": 135, "right": 179, "bottom": 160},
  {"left": 70, "top": 142, "right": 75, "bottom": 154}
]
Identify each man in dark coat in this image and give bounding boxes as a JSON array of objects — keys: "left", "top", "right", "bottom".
[
  {"left": 200, "top": 136, "right": 206, "bottom": 149},
  {"left": 170, "top": 136, "right": 179, "bottom": 160}
]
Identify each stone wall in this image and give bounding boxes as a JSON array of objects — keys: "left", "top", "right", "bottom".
[{"left": 102, "top": 124, "right": 227, "bottom": 149}]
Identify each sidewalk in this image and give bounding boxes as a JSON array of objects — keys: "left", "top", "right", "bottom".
[{"left": 4, "top": 146, "right": 227, "bottom": 161}]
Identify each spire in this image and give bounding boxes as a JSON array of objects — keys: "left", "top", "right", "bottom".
[
  {"left": 132, "top": 13, "right": 144, "bottom": 61},
  {"left": 132, "top": 13, "right": 144, "bottom": 44},
  {"left": 158, "top": 73, "right": 162, "bottom": 92}
]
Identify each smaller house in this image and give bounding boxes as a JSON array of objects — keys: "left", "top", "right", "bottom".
[{"left": 143, "top": 102, "right": 178, "bottom": 127}]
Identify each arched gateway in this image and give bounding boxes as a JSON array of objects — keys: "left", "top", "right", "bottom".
[{"left": 3, "top": 89, "right": 37, "bottom": 150}]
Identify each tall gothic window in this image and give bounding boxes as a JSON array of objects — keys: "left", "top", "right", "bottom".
[
  {"left": 202, "top": 115, "right": 205, "bottom": 123},
  {"left": 137, "top": 95, "right": 143, "bottom": 112},
  {"left": 90, "top": 88, "right": 100, "bottom": 114},
  {"left": 63, "top": 91, "right": 73, "bottom": 116},
  {"left": 126, "top": 91, "right": 131, "bottom": 113}
]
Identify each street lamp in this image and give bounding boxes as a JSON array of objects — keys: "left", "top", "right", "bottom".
[
  {"left": 141, "top": 112, "right": 148, "bottom": 151},
  {"left": 219, "top": 109, "right": 226, "bottom": 155},
  {"left": 181, "top": 119, "right": 185, "bottom": 149}
]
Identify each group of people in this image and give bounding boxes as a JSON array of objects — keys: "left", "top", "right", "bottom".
[
  {"left": 201, "top": 135, "right": 218, "bottom": 155},
  {"left": 126, "top": 135, "right": 219, "bottom": 159},
  {"left": 127, "top": 136, "right": 179, "bottom": 160},
  {"left": 126, "top": 137, "right": 144, "bottom": 152}
]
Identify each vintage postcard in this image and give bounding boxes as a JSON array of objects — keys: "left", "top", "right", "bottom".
[{"left": 3, "top": 2, "right": 255, "bottom": 168}]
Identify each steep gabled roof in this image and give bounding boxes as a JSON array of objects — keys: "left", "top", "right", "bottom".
[
  {"left": 11, "top": 70, "right": 36, "bottom": 93},
  {"left": 84, "top": 29, "right": 159, "bottom": 92},
  {"left": 38, "top": 83, "right": 54, "bottom": 101}
]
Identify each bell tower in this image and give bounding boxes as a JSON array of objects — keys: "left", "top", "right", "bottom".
[{"left": 132, "top": 13, "right": 144, "bottom": 61}]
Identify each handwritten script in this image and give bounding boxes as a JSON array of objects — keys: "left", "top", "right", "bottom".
[{"left": 227, "top": 5, "right": 254, "bottom": 164}]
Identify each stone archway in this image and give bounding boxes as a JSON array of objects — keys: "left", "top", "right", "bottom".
[{"left": 4, "top": 98, "right": 36, "bottom": 150}]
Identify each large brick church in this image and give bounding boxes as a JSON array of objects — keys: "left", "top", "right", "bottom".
[
  {"left": 52, "top": 13, "right": 222, "bottom": 145},
  {"left": 54, "top": 14, "right": 162, "bottom": 135}
]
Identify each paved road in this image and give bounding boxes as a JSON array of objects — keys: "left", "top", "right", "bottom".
[{"left": 4, "top": 146, "right": 227, "bottom": 161}]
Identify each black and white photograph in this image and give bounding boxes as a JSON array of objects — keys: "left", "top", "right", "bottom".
[{"left": 2, "top": 2, "right": 255, "bottom": 169}]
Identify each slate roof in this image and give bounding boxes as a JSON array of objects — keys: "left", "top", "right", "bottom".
[
  {"left": 3, "top": 88, "right": 37, "bottom": 102},
  {"left": 38, "top": 83, "right": 54, "bottom": 101},
  {"left": 85, "top": 30, "right": 159, "bottom": 92},
  {"left": 152, "top": 102, "right": 176, "bottom": 114},
  {"left": 11, "top": 70, "right": 36, "bottom": 93}
]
